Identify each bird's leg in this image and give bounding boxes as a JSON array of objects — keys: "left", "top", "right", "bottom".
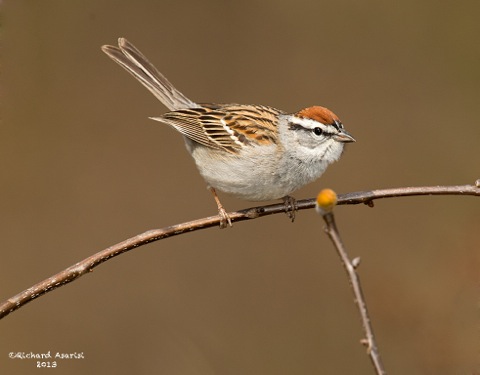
[{"left": 209, "top": 187, "right": 232, "bottom": 229}]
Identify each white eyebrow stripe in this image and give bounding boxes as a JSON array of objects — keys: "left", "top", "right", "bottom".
[{"left": 288, "top": 116, "right": 331, "bottom": 130}]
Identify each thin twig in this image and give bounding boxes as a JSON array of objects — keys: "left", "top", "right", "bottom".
[
  {"left": 0, "top": 182, "right": 479, "bottom": 320},
  {"left": 322, "top": 211, "right": 386, "bottom": 375}
]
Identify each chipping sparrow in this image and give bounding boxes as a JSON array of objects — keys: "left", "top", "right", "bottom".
[{"left": 102, "top": 38, "right": 355, "bottom": 228}]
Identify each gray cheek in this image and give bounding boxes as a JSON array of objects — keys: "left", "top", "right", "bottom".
[
  {"left": 301, "top": 132, "right": 329, "bottom": 150},
  {"left": 323, "top": 141, "right": 345, "bottom": 162},
  {"left": 292, "top": 131, "right": 313, "bottom": 148}
]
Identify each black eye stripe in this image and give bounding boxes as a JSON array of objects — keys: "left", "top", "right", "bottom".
[
  {"left": 289, "top": 122, "right": 336, "bottom": 137},
  {"left": 289, "top": 122, "right": 327, "bottom": 131},
  {"left": 288, "top": 122, "right": 306, "bottom": 131}
]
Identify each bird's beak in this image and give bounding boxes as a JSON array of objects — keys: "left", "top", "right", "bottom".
[{"left": 334, "top": 130, "right": 355, "bottom": 143}]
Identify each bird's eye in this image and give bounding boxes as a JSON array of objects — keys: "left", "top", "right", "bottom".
[{"left": 313, "top": 127, "right": 323, "bottom": 136}]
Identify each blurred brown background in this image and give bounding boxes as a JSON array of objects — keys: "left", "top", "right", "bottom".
[{"left": 1, "top": 1, "right": 479, "bottom": 374}]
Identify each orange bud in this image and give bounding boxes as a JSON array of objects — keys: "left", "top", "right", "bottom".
[{"left": 316, "top": 189, "right": 337, "bottom": 214}]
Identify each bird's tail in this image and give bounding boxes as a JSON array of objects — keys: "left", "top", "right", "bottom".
[{"left": 101, "top": 38, "right": 198, "bottom": 111}]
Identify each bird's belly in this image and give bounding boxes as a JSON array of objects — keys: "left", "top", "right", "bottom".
[{"left": 189, "top": 145, "right": 328, "bottom": 201}]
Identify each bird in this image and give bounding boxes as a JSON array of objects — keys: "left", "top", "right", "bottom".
[{"left": 101, "top": 38, "right": 355, "bottom": 228}]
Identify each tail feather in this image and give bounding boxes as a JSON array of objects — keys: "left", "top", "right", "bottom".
[{"left": 101, "top": 38, "right": 198, "bottom": 111}]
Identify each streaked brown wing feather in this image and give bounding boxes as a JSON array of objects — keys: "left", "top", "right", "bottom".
[
  {"left": 220, "top": 105, "right": 281, "bottom": 146},
  {"left": 154, "top": 104, "right": 283, "bottom": 152},
  {"left": 154, "top": 109, "right": 220, "bottom": 150}
]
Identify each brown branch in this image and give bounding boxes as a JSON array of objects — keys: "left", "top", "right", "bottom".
[
  {"left": 1, "top": 181, "right": 479, "bottom": 320},
  {"left": 321, "top": 208, "right": 386, "bottom": 374}
]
